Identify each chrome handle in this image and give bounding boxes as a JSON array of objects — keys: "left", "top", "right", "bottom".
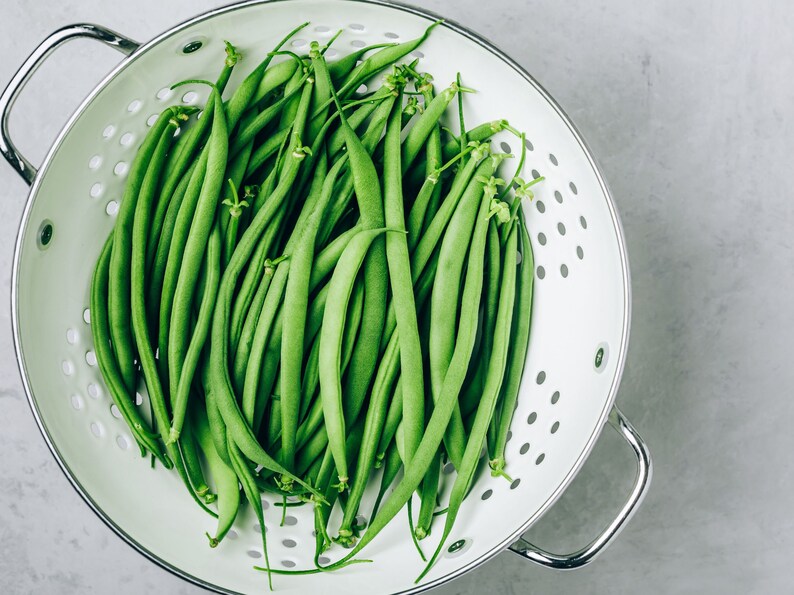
[
  {"left": 509, "top": 405, "right": 652, "bottom": 569},
  {"left": 0, "top": 23, "right": 140, "bottom": 185}
]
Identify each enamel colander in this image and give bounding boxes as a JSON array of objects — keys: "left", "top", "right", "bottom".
[{"left": 1, "top": 1, "right": 652, "bottom": 593}]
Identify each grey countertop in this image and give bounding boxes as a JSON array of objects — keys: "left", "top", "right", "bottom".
[{"left": 1, "top": 1, "right": 791, "bottom": 593}]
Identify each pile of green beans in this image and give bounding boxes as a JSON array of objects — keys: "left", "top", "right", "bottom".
[{"left": 90, "top": 21, "right": 539, "bottom": 585}]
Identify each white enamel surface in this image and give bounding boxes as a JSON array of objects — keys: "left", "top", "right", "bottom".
[{"left": 12, "top": 1, "right": 628, "bottom": 593}]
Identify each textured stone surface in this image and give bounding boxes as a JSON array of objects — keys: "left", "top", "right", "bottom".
[{"left": 1, "top": 1, "right": 792, "bottom": 593}]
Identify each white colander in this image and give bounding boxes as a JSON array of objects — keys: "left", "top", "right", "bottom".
[{"left": 2, "top": 1, "right": 652, "bottom": 593}]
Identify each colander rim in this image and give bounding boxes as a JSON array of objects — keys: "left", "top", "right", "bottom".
[{"left": 10, "top": 0, "right": 632, "bottom": 593}]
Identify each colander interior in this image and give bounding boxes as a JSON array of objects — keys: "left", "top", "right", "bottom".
[{"left": 12, "top": 1, "right": 628, "bottom": 593}]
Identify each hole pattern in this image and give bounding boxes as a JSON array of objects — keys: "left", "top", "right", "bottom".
[
  {"left": 325, "top": 48, "right": 338, "bottom": 58},
  {"left": 549, "top": 153, "right": 558, "bottom": 166},
  {"left": 62, "top": 360, "right": 74, "bottom": 375},
  {"left": 554, "top": 190, "right": 563, "bottom": 203},
  {"left": 527, "top": 412, "right": 537, "bottom": 425},
  {"left": 156, "top": 87, "right": 172, "bottom": 100},
  {"left": 146, "top": 114, "right": 158, "bottom": 127},
  {"left": 524, "top": 138, "right": 534, "bottom": 151},
  {"left": 580, "top": 216, "right": 588, "bottom": 229},
  {"left": 537, "top": 232, "right": 546, "bottom": 246},
  {"left": 291, "top": 39, "right": 307, "bottom": 47},
  {"left": 83, "top": 308, "right": 90, "bottom": 324},
  {"left": 87, "top": 383, "right": 100, "bottom": 399},
  {"left": 385, "top": 32, "right": 399, "bottom": 39},
  {"left": 106, "top": 201, "right": 119, "bottom": 216},
  {"left": 127, "top": 99, "right": 142, "bottom": 113},
  {"left": 282, "top": 539, "right": 297, "bottom": 548},
  {"left": 227, "top": 530, "right": 238, "bottom": 540},
  {"left": 576, "top": 246, "right": 584, "bottom": 260},
  {"left": 351, "top": 39, "right": 365, "bottom": 48},
  {"left": 88, "top": 155, "right": 102, "bottom": 169},
  {"left": 520, "top": 442, "right": 530, "bottom": 455},
  {"left": 560, "top": 264, "right": 569, "bottom": 278},
  {"left": 283, "top": 516, "right": 298, "bottom": 526},
  {"left": 411, "top": 50, "right": 425, "bottom": 58},
  {"left": 314, "top": 25, "right": 330, "bottom": 33},
  {"left": 349, "top": 23, "right": 365, "bottom": 31},
  {"left": 510, "top": 478, "right": 521, "bottom": 490},
  {"left": 90, "top": 422, "right": 103, "bottom": 437},
  {"left": 116, "top": 435, "right": 129, "bottom": 450},
  {"left": 181, "top": 91, "right": 199, "bottom": 104},
  {"left": 102, "top": 125, "right": 115, "bottom": 139},
  {"left": 551, "top": 391, "right": 560, "bottom": 404},
  {"left": 247, "top": 549, "right": 262, "bottom": 559},
  {"left": 90, "top": 183, "right": 103, "bottom": 198},
  {"left": 551, "top": 421, "right": 560, "bottom": 434},
  {"left": 537, "top": 266, "right": 545, "bottom": 279},
  {"left": 557, "top": 222, "right": 566, "bottom": 236},
  {"left": 481, "top": 489, "right": 493, "bottom": 501},
  {"left": 85, "top": 351, "right": 97, "bottom": 366},
  {"left": 535, "top": 453, "right": 546, "bottom": 465},
  {"left": 113, "top": 162, "right": 128, "bottom": 176},
  {"left": 535, "top": 201, "right": 545, "bottom": 214},
  {"left": 500, "top": 141, "right": 512, "bottom": 153},
  {"left": 71, "top": 395, "right": 83, "bottom": 410},
  {"left": 569, "top": 181, "right": 578, "bottom": 195},
  {"left": 536, "top": 371, "right": 546, "bottom": 384},
  {"left": 120, "top": 132, "right": 134, "bottom": 146},
  {"left": 281, "top": 560, "right": 297, "bottom": 568},
  {"left": 110, "top": 404, "right": 121, "bottom": 419},
  {"left": 66, "top": 328, "right": 77, "bottom": 344}
]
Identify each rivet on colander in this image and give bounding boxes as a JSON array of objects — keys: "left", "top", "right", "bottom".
[
  {"left": 37, "top": 220, "right": 53, "bottom": 249},
  {"left": 182, "top": 40, "right": 203, "bottom": 54}
]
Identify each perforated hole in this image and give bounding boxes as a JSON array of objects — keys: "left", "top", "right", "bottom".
[
  {"left": 560, "top": 264, "right": 569, "bottom": 278},
  {"left": 580, "top": 216, "right": 588, "bottom": 230},
  {"left": 90, "top": 422, "right": 103, "bottom": 437},
  {"left": 227, "top": 530, "right": 238, "bottom": 540},
  {"left": 442, "top": 462, "right": 455, "bottom": 475},
  {"left": 282, "top": 539, "right": 297, "bottom": 548},
  {"left": 537, "top": 232, "right": 546, "bottom": 246},
  {"left": 535, "top": 201, "right": 545, "bottom": 214},
  {"left": 524, "top": 138, "right": 534, "bottom": 151},
  {"left": 351, "top": 39, "right": 365, "bottom": 48},
  {"left": 291, "top": 38, "right": 307, "bottom": 47},
  {"left": 71, "top": 395, "right": 83, "bottom": 410},
  {"left": 146, "top": 114, "right": 159, "bottom": 127},
  {"left": 102, "top": 125, "right": 116, "bottom": 139},
  {"left": 281, "top": 560, "right": 297, "bottom": 568},
  {"left": 557, "top": 222, "right": 566, "bottom": 236},
  {"left": 116, "top": 435, "right": 129, "bottom": 450},
  {"left": 110, "top": 404, "right": 121, "bottom": 419},
  {"left": 85, "top": 351, "right": 97, "bottom": 366},
  {"left": 519, "top": 442, "right": 530, "bottom": 455},
  {"left": 88, "top": 155, "right": 102, "bottom": 169},
  {"left": 90, "top": 183, "right": 103, "bottom": 198},
  {"left": 531, "top": 169, "right": 541, "bottom": 180},
  {"left": 356, "top": 83, "right": 368, "bottom": 94},
  {"left": 325, "top": 48, "right": 338, "bottom": 58},
  {"left": 182, "top": 91, "right": 199, "bottom": 104},
  {"left": 481, "top": 489, "right": 493, "bottom": 501},
  {"left": 87, "top": 383, "right": 100, "bottom": 399},
  {"left": 551, "top": 391, "right": 560, "bottom": 404},
  {"left": 549, "top": 153, "right": 558, "bottom": 166},
  {"left": 506, "top": 430, "right": 513, "bottom": 443},
  {"left": 551, "top": 421, "right": 560, "bottom": 434},
  {"left": 318, "top": 556, "right": 331, "bottom": 565},
  {"left": 576, "top": 246, "right": 584, "bottom": 260},
  {"left": 411, "top": 50, "right": 425, "bottom": 58},
  {"left": 262, "top": 500, "right": 270, "bottom": 510},
  {"left": 314, "top": 25, "right": 330, "bottom": 33},
  {"left": 445, "top": 538, "right": 472, "bottom": 557},
  {"left": 349, "top": 23, "right": 365, "bottom": 31},
  {"left": 62, "top": 360, "right": 74, "bottom": 375},
  {"left": 135, "top": 392, "right": 143, "bottom": 406},
  {"left": 354, "top": 515, "right": 368, "bottom": 530},
  {"left": 536, "top": 266, "right": 545, "bottom": 279},
  {"left": 127, "top": 99, "right": 142, "bottom": 113},
  {"left": 384, "top": 32, "right": 399, "bottom": 39},
  {"left": 554, "top": 190, "right": 563, "bottom": 203},
  {"left": 120, "top": 132, "right": 134, "bottom": 146},
  {"left": 535, "top": 453, "right": 546, "bottom": 465},
  {"left": 114, "top": 162, "right": 128, "bottom": 176},
  {"left": 497, "top": 141, "right": 510, "bottom": 154},
  {"left": 66, "top": 328, "right": 77, "bottom": 344},
  {"left": 156, "top": 87, "right": 172, "bottom": 100},
  {"left": 536, "top": 371, "right": 546, "bottom": 384},
  {"left": 284, "top": 515, "right": 298, "bottom": 526},
  {"left": 516, "top": 250, "right": 523, "bottom": 264},
  {"left": 106, "top": 201, "right": 119, "bottom": 216},
  {"left": 527, "top": 412, "right": 537, "bottom": 425},
  {"left": 510, "top": 478, "right": 521, "bottom": 490},
  {"left": 569, "top": 181, "right": 578, "bottom": 195},
  {"left": 247, "top": 549, "right": 262, "bottom": 559},
  {"left": 83, "top": 308, "right": 91, "bottom": 324}
]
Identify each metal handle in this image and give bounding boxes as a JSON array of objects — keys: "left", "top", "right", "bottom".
[
  {"left": 509, "top": 405, "right": 652, "bottom": 569},
  {"left": 0, "top": 23, "right": 139, "bottom": 185}
]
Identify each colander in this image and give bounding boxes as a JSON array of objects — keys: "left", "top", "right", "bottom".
[{"left": 1, "top": 1, "right": 652, "bottom": 593}]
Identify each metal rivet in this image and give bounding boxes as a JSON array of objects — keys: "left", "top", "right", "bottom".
[{"left": 182, "top": 40, "right": 203, "bottom": 54}]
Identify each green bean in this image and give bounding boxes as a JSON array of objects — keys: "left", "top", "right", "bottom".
[
  {"left": 228, "top": 440, "right": 273, "bottom": 589},
  {"left": 192, "top": 406, "right": 239, "bottom": 547},
  {"left": 310, "top": 224, "right": 360, "bottom": 288},
  {"left": 180, "top": 417, "right": 212, "bottom": 502},
  {"left": 415, "top": 451, "right": 441, "bottom": 540},
  {"left": 221, "top": 181, "right": 253, "bottom": 268},
  {"left": 319, "top": 227, "right": 391, "bottom": 492},
  {"left": 370, "top": 438, "right": 402, "bottom": 521},
  {"left": 90, "top": 237, "right": 166, "bottom": 463},
  {"left": 490, "top": 210, "right": 533, "bottom": 478},
  {"left": 322, "top": 179, "right": 491, "bottom": 570},
  {"left": 401, "top": 80, "right": 469, "bottom": 173},
  {"left": 167, "top": 82, "right": 228, "bottom": 443},
  {"left": 278, "top": 57, "right": 310, "bottom": 131},
  {"left": 381, "top": 95, "right": 425, "bottom": 474},
  {"left": 147, "top": 157, "right": 198, "bottom": 333},
  {"left": 375, "top": 378, "right": 403, "bottom": 467},
  {"left": 249, "top": 56, "right": 300, "bottom": 107},
  {"left": 280, "top": 147, "right": 332, "bottom": 470},
  {"left": 145, "top": 45, "right": 240, "bottom": 270},
  {"left": 440, "top": 119, "right": 511, "bottom": 161},
  {"left": 419, "top": 222, "right": 518, "bottom": 581},
  {"left": 327, "top": 87, "right": 392, "bottom": 157},
  {"left": 108, "top": 109, "right": 179, "bottom": 392},
  {"left": 327, "top": 42, "right": 394, "bottom": 82},
  {"left": 169, "top": 223, "right": 221, "bottom": 442}
]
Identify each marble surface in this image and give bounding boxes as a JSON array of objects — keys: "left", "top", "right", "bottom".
[{"left": 1, "top": 1, "right": 792, "bottom": 593}]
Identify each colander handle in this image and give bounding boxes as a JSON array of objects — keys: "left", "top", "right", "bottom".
[
  {"left": 508, "top": 406, "right": 652, "bottom": 569},
  {"left": 0, "top": 23, "right": 139, "bottom": 185}
]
